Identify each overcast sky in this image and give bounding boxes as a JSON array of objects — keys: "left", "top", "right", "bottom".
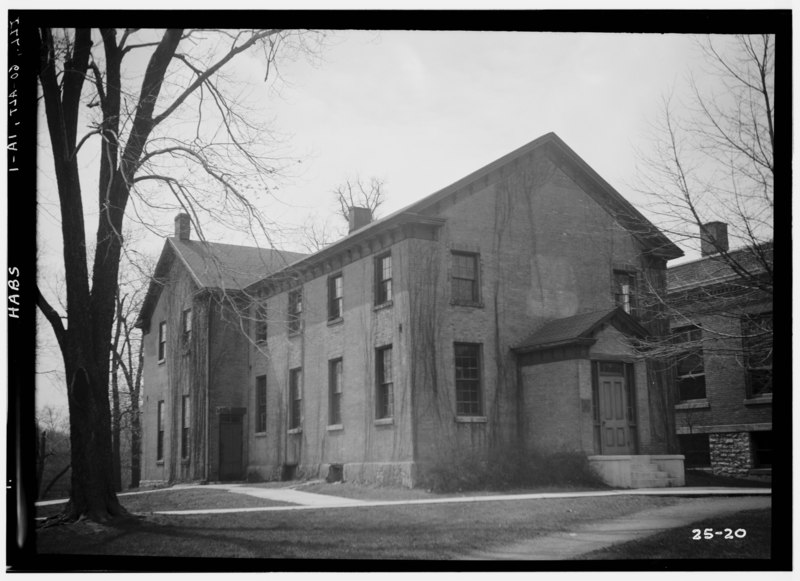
[{"left": 33, "top": 29, "right": 747, "bottom": 413}]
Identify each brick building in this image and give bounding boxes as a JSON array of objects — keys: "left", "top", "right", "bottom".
[
  {"left": 668, "top": 223, "right": 773, "bottom": 480},
  {"left": 137, "top": 132, "right": 687, "bottom": 488}
]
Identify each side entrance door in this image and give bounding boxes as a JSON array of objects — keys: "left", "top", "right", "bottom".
[
  {"left": 597, "top": 361, "right": 633, "bottom": 455},
  {"left": 219, "top": 413, "right": 243, "bottom": 481}
]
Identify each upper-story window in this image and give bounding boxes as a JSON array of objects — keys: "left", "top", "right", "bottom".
[
  {"left": 254, "top": 302, "right": 268, "bottom": 343},
  {"left": 673, "top": 325, "right": 706, "bottom": 401},
  {"left": 181, "top": 309, "right": 192, "bottom": 343},
  {"left": 288, "top": 289, "right": 303, "bottom": 334},
  {"left": 613, "top": 270, "right": 637, "bottom": 315},
  {"left": 742, "top": 312, "right": 772, "bottom": 397},
  {"left": 158, "top": 321, "right": 167, "bottom": 362},
  {"left": 328, "top": 274, "right": 343, "bottom": 321},
  {"left": 375, "top": 253, "right": 392, "bottom": 306},
  {"left": 452, "top": 251, "right": 480, "bottom": 305}
]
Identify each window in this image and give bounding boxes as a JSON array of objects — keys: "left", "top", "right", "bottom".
[
  {"left": 673, "top": 325, "right": 706, "bottom": 401},
  {"left": 255, "top": 375, "right": 267, "bottom": 433},
  {"left": 678, "top": 433, "right": 711, "bottom": 468},
  {"left": 451, "top": 251, "right": 480, "bottom": 304},
  {"left": 181, "top": 309, "right": 192, "bottom": 342},
  {"left": 158, "top": 321, "right": 167, "bottom": 361},
  {"left": 181, "top": 396, "right": 190, "bottom": 460},
  {"left": 743, "top": 312, "right": 772, "bottom": 397},
  {"left": 289, "top": 368, "right": 302, "bottom": 429},
  {"left": 376, "top": 346, "right": 394, "bottom": 419},
  {"left": 455, "top": 343, "right": 482, "bottom": 416},
  {"left": 156, "top": 400, "right": 165, "bottom": 461},
  {"left": 751, "top": 431, "right": 772, "bottom": 468},
  {"left": 254, "top": 302, "right": 268, "bottom": 343},
  {"left": 613, "top": 270, "right": 637, "bottom": 315},
  {"left": 288, "top": 289, "right": 303, "bottom": 334},
  {"left": 375, "top": 253, "right": 392, "bottom": 305},
  {"left": 329, "top": 358, "right": 343, "bottom": 425},
  {"left": 328, "top": 274, "right": 343, "bottom": 321}
]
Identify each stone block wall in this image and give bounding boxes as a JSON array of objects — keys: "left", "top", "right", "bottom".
[{"left": 709, "top": 432, "right": 752, "bottom": 477}]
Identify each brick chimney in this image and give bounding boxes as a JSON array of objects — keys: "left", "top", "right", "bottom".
[
  {"left": 348, "top": 206, "right": 372, "bottom": 233},
  {"left": 175, "top": 213, "right": 191, "bottom": 240},
  {"left": 700, "top": 221, "right": 728, "bottom": 256}
]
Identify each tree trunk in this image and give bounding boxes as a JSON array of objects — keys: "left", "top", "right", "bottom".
[
  {"left": 36, "top": 429, "right": 47, "bottom": 498},
  {"left": 111, "top": 375, "right": 122, "bottom": 492}
]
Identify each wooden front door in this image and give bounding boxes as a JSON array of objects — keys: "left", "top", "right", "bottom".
[
  {"left": 219, "top": 413, "right": 243, "bottom": 481},
  {"left": 598, "top": 362, "right": 633, "bottom": 455}
]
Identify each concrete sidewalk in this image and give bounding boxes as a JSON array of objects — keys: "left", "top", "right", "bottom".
[
  {"left": 460, "top": 495, "right": 771, "bottom": 560},
  {"left": 149, "top": 485, "right": 769, "bottom": 515}
]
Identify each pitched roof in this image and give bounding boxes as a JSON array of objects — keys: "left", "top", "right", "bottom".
[
  {"left": 247, "top": 132, "right": 682, "bottom": 291},
  {"left": 135, "top": 238, "right": 307, "bottom": 328},
  {"left": 667, "top": 242, "right": 773, "bottom": 292},
  {"left": 513, "top": 308, "right": 648, "bottom": 353}
]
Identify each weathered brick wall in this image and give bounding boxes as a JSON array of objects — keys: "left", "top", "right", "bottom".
[
  {"left": 410, "top": 153, "right": 664, "bottom": 470},
  {"left": 521, "top": 360, "right": 584, "bottom": 453},
  {"left": 246, "top": 240, "right": 414, "bottom": 482}
]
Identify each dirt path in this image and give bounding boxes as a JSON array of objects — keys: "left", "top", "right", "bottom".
[{"left": 460, "top": 495, "right": 771, "bottom": 560}]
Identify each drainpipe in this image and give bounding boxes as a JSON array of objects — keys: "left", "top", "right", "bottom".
[{"left": 204, "top": 293, "right": 212, "bottom": 483}]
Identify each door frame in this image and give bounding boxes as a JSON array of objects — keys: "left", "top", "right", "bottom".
[
  {"left": 217, "top": 407, "right": 246, "bottom": 481},
  {"left": 591, "top": 360, "right": 638, "bottom": 455}
]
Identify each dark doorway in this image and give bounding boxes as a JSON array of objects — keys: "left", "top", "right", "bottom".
[{"left": 218, "top": 413, "right": 243, "bottom": 481}]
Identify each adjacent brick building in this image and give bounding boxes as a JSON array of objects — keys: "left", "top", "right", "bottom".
[
  {"left": 668, "top": 223, "right": 773, "bottom": 479},
  {"left": 137, "top": 132, "right": 687, "bottom": 488}
]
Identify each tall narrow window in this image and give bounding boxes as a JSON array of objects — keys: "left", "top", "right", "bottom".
[
  {"left": 376, "top": 346, "right": 394, "bottom": 419},
  {"left": 452, "top": 251, "right": 479, "bottom": 304},
  {"left": 158, "top": 321, "right": 167, "bottom": 361},
  {"left": 289, "top": 368, "right": 302, "bottom": 429},
  {"left": 743, "top": 312, "right": 772, "bottom": 397},
  {"left": 181, "top": 395, "right": 190, "bottom": 460},
  {"left": 255, "top": 302, "right": 268, "bottom": 343},
  {"left": 455, "top": 343, "right": 482, "bottom": 416},
  {"left": 613, "top": 270, "right": 637, "bottom": 315},
  {"left": 329, "top": 358, "right": 343, "bottom": 425},
  {"left": 673, "top": 325, "right": 706, "bottom": 401},
  {"left": 328, "top": 274, "right": 343, "bottom": 321},
  {"left": 181, "top": 309, "right": 192, "bottom": 343},
  {"left": 156, "top": 400, "right": 165, "bottom": 461},
  {"left": 255, "top": 375, "right": 267, "bottom": 433},
  {"left": 288, "top": 289, "right": 303, "bottom": 334},
  {"left": 375, "top": 253, "right": 392, "bottom": 305}
]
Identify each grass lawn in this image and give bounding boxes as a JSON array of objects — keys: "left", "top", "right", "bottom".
[
  {"left": 36, "top": 494, "right": 682, "bottom": 560},
  {"left": 36, "top": 488, "right": 293, "bottom": 520},
  {"left": 579, "top": 508, "right": 771, "bottom": 560}
]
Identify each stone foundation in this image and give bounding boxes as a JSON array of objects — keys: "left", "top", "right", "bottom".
[{"left": 709, "top": 432, "right": 752, "bottom": 477}]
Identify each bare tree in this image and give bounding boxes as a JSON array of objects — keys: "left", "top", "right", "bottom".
[
  {"left": 35, "top": 28, "right": 324, "bottom": 522},
  {"left": 636, "top": 34, "right": 774, "bottom": 288},
  {"left": 632, "top": 34, "right": 774, "bottom": 409},
  {"left": 334, "top": 176, "right": 386, "bottom": 223}
]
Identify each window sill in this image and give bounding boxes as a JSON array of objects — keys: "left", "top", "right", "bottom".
[
  {"left": 450, "top": 301, "right": 484, "bottom": 309},
  {"left": 327, "top": 317, "right": 344, "bottom": 327},
  {"left": 287, "top": 427, "right": 303, "bottom": 435},
  {"left": 158, "top": 359, "right": 166, "bottom": 365},
  {"left": 255, "top": 339, "right": 267, "bottom": 346},
  {"left": 373, "top": 300, "right": 393, "bottom": 312},
  {"left": 327, "top": 424, "right": 344, "bottom": 432},
  {"left": 255, "top": 432, "right": 267, "bottom": 438},
  {"left": 156, "top": 460, "right": 164, "bottom": 466},
  {"left": 674, "top": 400, "right": 710, "bottom": 410},
  {"left": 374, "top": 417, "right": 394, "bottom": 426},
  {"left": 744, "top": 394, "right": 772, "bottom": 406},
  {"left": 456, "top": 416, "right": 487, "bottom": 423},
  {"left": 288, "top": 330, "right": 302, "bottom": 338}
]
